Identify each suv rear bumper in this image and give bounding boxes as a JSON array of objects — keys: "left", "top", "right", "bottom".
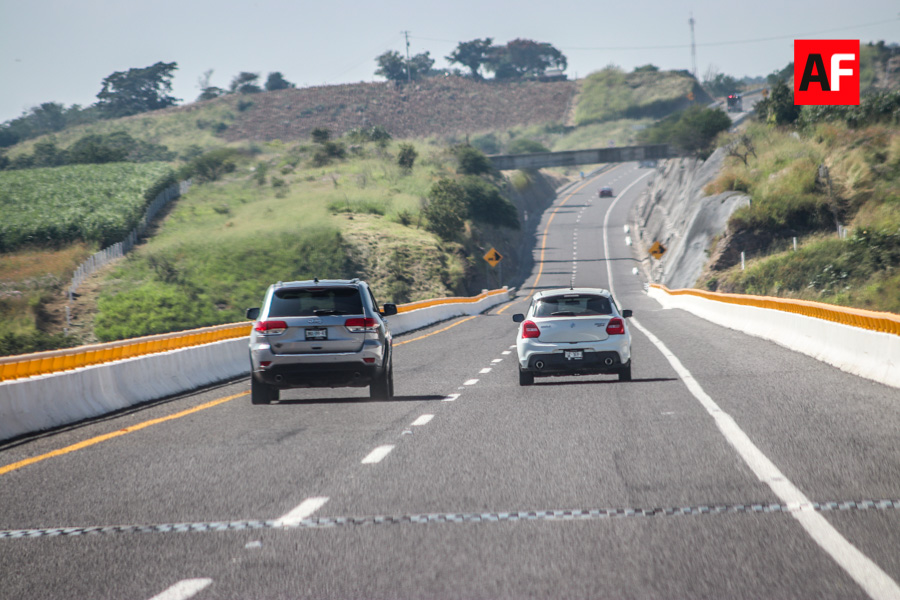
[{"left": 255, "top": 362, "right": 382, "bottom": 388}]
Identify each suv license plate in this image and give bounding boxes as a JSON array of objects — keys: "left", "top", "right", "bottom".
[
  {"left": 565, "top": 350, "right": 583, "bottom": 360},
  {"left": 305, "top": 328, "right": 328, "bottom": 340}
]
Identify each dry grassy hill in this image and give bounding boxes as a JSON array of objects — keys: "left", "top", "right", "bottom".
[{"left": 220, "top": 76, "right": 577, "bottom": 142}]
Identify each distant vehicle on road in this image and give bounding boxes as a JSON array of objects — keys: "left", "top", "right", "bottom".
[
  {"left": 246, "top": 278, "right": 397, "bottom": 404},
  {"left": 512, "top": 288, "right": 633, "bottom": 386},
  {"left": 598, "top": 186, "right": 614, "bottom": 197},
  {"left": 726, "top": 94, "right": 743, "bottom": 112}
]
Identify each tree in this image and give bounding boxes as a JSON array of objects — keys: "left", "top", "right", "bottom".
[
  {"left": 485, "top": 39, "right": 567, "bottom": 80},
  {"left": 703, "top": 67, "right": 741, "bottom": 97},
  {"left": 423, "top": 178, "right": 467, "bottom": 241},
  {"left": 459, "top": 176, "right": 519, "bottom": 229},
  {"left": 397, "top": 143, "right": 417, "bottom": 171},
  {"left": 754, "top": 79, "right": 800, "bottom": 126},
  {"left": 447, "top": 38, "right": 493, "bottom": 79},
  {"left": 375, "top": 50, "right": 434, "bottom": 83},
  {"left": 230, "top": 72, "right": 262, "bottom": 94},
  {"left": 96, "top": 61, "right": 179, "bottom": 118},
  {"left": 197, "top": 69, "right": 224, "bottom": 101},
  {"left": 265, "top": 72, "right": 295, "bottom": 91}
]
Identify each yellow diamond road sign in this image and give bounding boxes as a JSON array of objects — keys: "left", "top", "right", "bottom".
[
  {"left": 649, "top": 241, "right": 667, "bottom": 260},
  {"left": 483, "top": 248, "right": 503, "bottom": 267}
]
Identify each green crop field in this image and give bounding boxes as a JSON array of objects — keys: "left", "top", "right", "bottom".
[{"left": 0, "top": 162, "right": 175, "bottom": 252}]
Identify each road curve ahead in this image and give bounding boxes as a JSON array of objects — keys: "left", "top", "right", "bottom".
[{"left": 2, "top": 164, "right": 900, "bottom": 600}]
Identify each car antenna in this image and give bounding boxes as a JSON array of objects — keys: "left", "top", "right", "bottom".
[{"left": 314, "top": 277, "right": 319, "bottom": 283}]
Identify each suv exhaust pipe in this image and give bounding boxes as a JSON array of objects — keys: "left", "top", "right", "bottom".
[
  {"left": 604, "top": 357, "right": 614, "bottom": 366},
  {"left": 534, "top": 361, "right": 545, "bottom": 370}
]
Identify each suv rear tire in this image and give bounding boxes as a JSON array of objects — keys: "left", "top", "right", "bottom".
[
  {"left": 370, "top": 359, "right": 393, "bottom": 400},
  {"left": 251, "top": 375, "right": 278, "bottom": 404}
]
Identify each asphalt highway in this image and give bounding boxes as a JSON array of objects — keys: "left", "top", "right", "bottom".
[{"left": 2, "top": 163, "right": 899, "bottom": 599}]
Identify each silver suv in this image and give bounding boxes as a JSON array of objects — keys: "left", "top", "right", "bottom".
[{"left": 246, "top": 279, "right": 397, "bottom": 404}]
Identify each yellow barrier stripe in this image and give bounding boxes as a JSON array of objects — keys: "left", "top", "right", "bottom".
[
  {"left": 394, "top": 316, "right": 479, "bottom": 346},
  {"left": 651, "top": 284, "right": 900, "bottom": 336},
  {"left": 0, "top": 392, "right": 248, "bottom": 477},
  {"left": 0, "top": 290, "right": 516, "bottom": 381}
]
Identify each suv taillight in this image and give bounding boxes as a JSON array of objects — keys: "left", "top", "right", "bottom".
[
  {"left": 522, "top": 320, "right": 541, "bottom": 339},
  {"left": 255, "top": 320, "right": 288, "bottom": 335},
  {"left": 345, "top": 317, "right": 378, "bottom": 333},
  {"left": 606, "top": 318, "right": 625, "bottom": 335}
]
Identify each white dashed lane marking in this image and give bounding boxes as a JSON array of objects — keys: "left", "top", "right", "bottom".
[
  {"left": 361, "top": 445, "right": 395, "bottom": 464},
  {"left": 273, "top": 496, "right": 329, "bottom": 527},
  {"left": 147, "top": 579, "right": 212, "bottom": 600},
  {"left": 463, "top": 379, "right": 479, "bottom": 386},
  {"left": 443, "top": 394, "right": 460, "bottom": 402},
  {"left": 411, "top": 414, "right": 434, "bottom": 426},
  {"left": 479, "top": 368, "right": 492, "bottom": 374}
]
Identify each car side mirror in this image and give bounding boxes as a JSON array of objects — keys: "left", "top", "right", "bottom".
[
  {"left": 622, "top": 309, "right": 633, "bottom": 318},
  {"left": 381, "top": 304, "right": 398, "bottom": 317},
  {"left": 512, "top": 313, "right": 525, "bottom": 323},
  {"left": 246, "top": 307, "right": 260, "bottom": 320}
]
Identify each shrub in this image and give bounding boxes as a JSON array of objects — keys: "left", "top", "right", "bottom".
[
  {"left": 397, "top": 143, "right": 417, "bottom": 171},
  {"left": 179, "top": 148, "right": 240, "bottom": 182},
  {"left": 311, "top": 127, "right": 331, "bottom": 144},
  {"left": 453, "top": 145, "right": 493, "bottom": 175},
  {"left": 423, "top": 178, "right": 467, "bottom": 240},
  {"left": 459, "top": 176, "right": 519, "bottom": 229},
  {"left": 507, "top": 138, "right": 549, "bottom": 154}
]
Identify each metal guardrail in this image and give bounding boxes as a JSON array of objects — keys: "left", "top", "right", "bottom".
[{"left": 650, "top": 284, "right": 900, "bottom": 336}]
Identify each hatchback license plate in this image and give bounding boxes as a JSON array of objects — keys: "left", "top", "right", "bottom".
[
  {"left": 305, "top": 328, "right": 327, "bottom": 340},
  {"left": 565, "top": 350, "right": 583, "bottom": 360}
]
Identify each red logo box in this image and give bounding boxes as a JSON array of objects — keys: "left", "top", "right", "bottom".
[{"left": 794, "top": 40, "right": 860, "bottom": 106}]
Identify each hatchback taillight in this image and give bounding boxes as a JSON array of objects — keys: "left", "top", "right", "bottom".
[
  {"left": 345, "top": 317, "right": 378, "bottom": 333},
  {"left": 255, "top": 320, "right": 288, "bottom": 336},
  {"left": 521, "top": 320, "right": 541, "bottom": 339},
  {"left": 606, "top": 317, "right": 625, "bottom": 335}
]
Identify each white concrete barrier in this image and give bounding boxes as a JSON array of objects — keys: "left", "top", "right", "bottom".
[
  {"left": 0, "top": 289, "right": 511, "bottom": 441},
  {"left": 648, "top": 287, "right": 900, "bottom": 390}
]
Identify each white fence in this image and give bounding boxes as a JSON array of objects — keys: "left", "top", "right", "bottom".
[{"left": 68, "top": 180, "right": 191, "bottom": 298}]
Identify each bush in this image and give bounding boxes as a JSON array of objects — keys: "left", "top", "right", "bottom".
[
  {"left": 453, "top": 145, "right": 493, "bottom": 175},
  {"left": 311, "top": 127, "right": 331, "bottom": 144},
  {"left": 638, "top": 105, "right": 731, "bottom": 158},
  {"left": 423, "top": 178, "right": 467, "bottom": 241},
  {"left": 459, "top": 176, "right": 519, "bottom": 229},
  {"left": 397, "top": 143, "right": 417, "bottom": 171},
  {"left": 507, "top": 138, "right": 549, "bottom": 154},
  {"left": 178, "top": 148, "right": 240, "bottom": 182}
]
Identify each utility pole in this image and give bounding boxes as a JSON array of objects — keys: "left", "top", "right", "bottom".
[
  {"left": 402, "top": 30, "right": 411, "bottom": 83},
  {"left": 688, "top": 13, "right": 697, "bottom": 79}
]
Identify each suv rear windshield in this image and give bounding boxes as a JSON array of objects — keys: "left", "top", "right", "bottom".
[
  {"left": 534, "top": 294, "right": 611, "bottom": 317},
  {"left": 269, "top": 287, "right": 364, "bottom": 317}
]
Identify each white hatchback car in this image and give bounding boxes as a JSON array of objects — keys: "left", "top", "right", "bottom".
[{"left": 512, "top": 288, "right": 632, "bottom": 386}]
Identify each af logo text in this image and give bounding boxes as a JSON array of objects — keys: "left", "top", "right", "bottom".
[{"left": 794, "top": 40, "right": 859, "bottom": 106}]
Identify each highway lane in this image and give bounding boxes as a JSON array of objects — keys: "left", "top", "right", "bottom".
[{"left": 1, "top": 164, "right": 899, "bottom": 599}]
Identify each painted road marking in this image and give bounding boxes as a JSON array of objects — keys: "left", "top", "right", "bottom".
[
  {"left": 463, "top": 379, "right": 479, "bottom": 386},
  {"left": 602, "top": 171, "right": 900, "bottom": 600},
  {"left": 502, "top": 351, "right": 511, "bottom": 355},
  {"left": 479, "top": 368, "right": 492, "bottom": 374},
  {"left": 362, "top": 445, "right": 395, "bottom": 464},
  {"left": 0, "top": 392, "right": 248, "bottom": 477},
  {"left": 411, "top": 415, "right": 434, "bottom": 426},
  {"left": 492, "top": 359, "right": 503, "bottom": 363},
  {"left": 147, "top": 579, "right": 212, "bottom": 600},
  {"left": 274, "top": 496, "right": 329, "bottom": 527},
  {"left": 443, "top": 394, "right": 460, "bottom": 402}
]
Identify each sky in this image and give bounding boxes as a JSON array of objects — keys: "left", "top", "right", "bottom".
[{"left": 1, "top": 0, "right": 898, "bottom": 124}]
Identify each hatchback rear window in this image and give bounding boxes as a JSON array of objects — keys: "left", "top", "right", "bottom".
[
  {"left": 269, "top": 287, "right": 363, "bottom": 317},
  {"left": 534, "top": 295, "right": 611, "bottom": 317}
]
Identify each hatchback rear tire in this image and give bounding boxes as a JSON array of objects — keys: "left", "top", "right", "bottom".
[
  {"left": 519, "top": 368, "right": 535, "bottom": 386},
  {"left": 618, "top": 361, "right": 632, "bottom": 382}
]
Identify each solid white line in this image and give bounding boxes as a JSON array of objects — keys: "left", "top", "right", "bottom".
[
  {"left": 411, "top": 414, "right": 434, "bottom": 426},
  {"left": 443, "top": 393, "right": 460, "bottom": 402},
  {"left": 463, "top": 379, "right": 479, "bottom": 386},
  {"left": 479, "top": 368, "right": 492, "bottom": 374},
  {"left": 361, "top": 445, "right": 394, "bottom": 464},
  {"left": 147, "top": 579, "right": 212, "bottom": 600},
  {"left": 603, "top": 172, "right": 900, "bottom": 600},
  {"left": 273, "top": 496, "right": 329, "bottom": 526}
]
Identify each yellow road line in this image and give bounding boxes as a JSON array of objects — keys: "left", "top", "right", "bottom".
[
  {"left": 394, "top": 316, "right": 479, "bottom": 346},
  {"left": 0, "top": 392, "right": 248, "bottom": 477}
]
